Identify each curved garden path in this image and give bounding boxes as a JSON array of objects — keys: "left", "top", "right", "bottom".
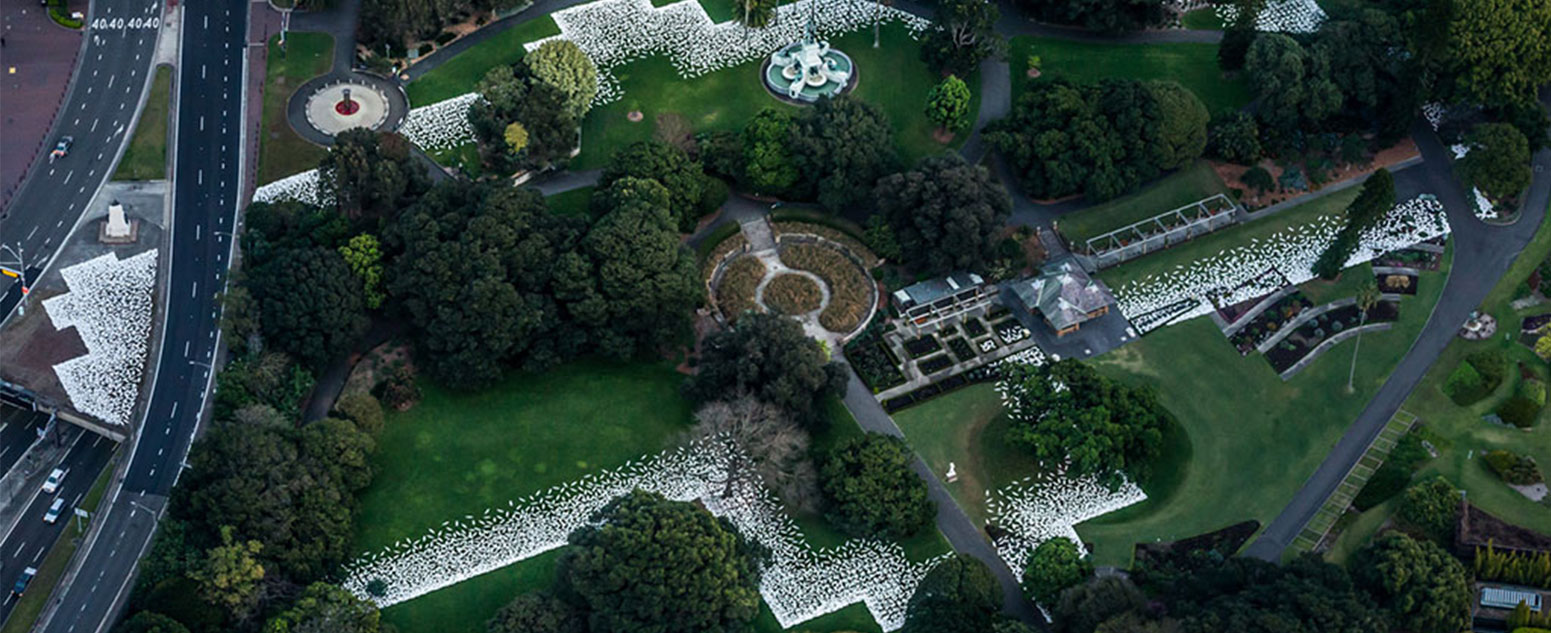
[{"left": 751, "top": 255, "right": 842, "bottom": 344}]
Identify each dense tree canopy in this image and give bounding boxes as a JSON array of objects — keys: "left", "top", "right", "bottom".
[
  {"left": 1002, "top": 360, "right": 1171, "bottom": 489},
  {"left": 1397, "top": 475, "right": 1462, "bottom": 543},
  {"left": 317, "top": 129, "right": 429, "bottom": 224},
  {"left": 988, "top": 79, "right": 1209, "bottom": 202},
  {"left": 560, "top": 491, "right": 764, "bottom": 633},
  {"left": 1461, "top": 122, "right": 1533, "bottom": 199},
  {"left": 742, "top": 109, "right": 799, "bottom": 194},
  {"left": 597, "top": 140, "right": 724, "bottom": 232},
  {"left": 486, "top": 592, "right": 588, "bottom": 633},
  {"left": 471, "top": 62, "right": 578, "bottom": 172},
  {"left": 921, "top": 0, "right": 1004, "bottom": 77},
  {"left": 1147, "top": 556, "right": 1388, "bottom": 633},
  {"left": 1207, "top": 111, "right": 1262, "bottom": 164},
  {"left": 1448, "top": 0, "right": 1551, "bottom": 108},
  {"left": 263, "top": 582, "right": 385, "bottom": 633},
  {"left": 789, "top": 96, "right": 900, "bottom": 211},
  {"left": 359, "top": 0, "right": 490, "bottom": 50},
  {"left": 1023, "top": 537, "right": 1093, "bottom": 606},
  {"left": 525, "top": 40, "right": 599, "bottom": 119},
  {"left": 819, "top": 434, "right": 936, "bottom": 540},
  {"left": 874, "top": 153, "right": 1011, "bottom": 276},
  {"left": 1244, "top": 34, "right": 1342, "bottom": 144},
  {"left": 925, "top": 76, "right": 974, "bottom": 132},
  {"left": 1015, "top": 0, "right": 1166, "bottom": 32},
  {"left": 1350, "top": 532, "right": 1472, "bottom": 633},
  {"left": 684, "top": 312, "right": 847, "bottom": 428},
  {"left": 117, "top": 612, "right": 192, "bottom": 633},
  {"left": 249, "top": 246, "right": 368, "bottom": 370},
  {"left": 901, "top": 554, "right": 1003, "bottom": 633},
  {"left": 386, "top": 182, "right": 582, "bottom": 386},
  {"left": 1053, "top": 576, "right": 1148, "bottom": 633}
]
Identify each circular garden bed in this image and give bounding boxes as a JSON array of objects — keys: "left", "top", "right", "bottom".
[
  {"left": 714, "top": 255, "right": 765, "bottom": 321},
  {"left": 778, "top": 242, "right": 874, "bottom": 335},
  {"left": 763, "top": 273, "right": 823, "bottom": 316}
]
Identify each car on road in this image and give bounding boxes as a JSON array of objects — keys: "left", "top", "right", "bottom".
[
  {"left": 11, "top": 567, "right": 35, "bottom": 597},
  {"left": 41, "top": 467, "right": 67, "bottom": 494},
  {"left": 49, "top": 136, "right": 73, "bottom": 162},
  {"left": 44, "top": 497, "right": 64, "bottom": 524}
]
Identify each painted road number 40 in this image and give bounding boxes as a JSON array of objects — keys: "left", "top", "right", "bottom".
[{"left": 90, "top": 16, "right": 160, "bottom": 30}]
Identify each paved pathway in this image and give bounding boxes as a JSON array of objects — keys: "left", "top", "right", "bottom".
[{"left": 1243, "top": 102, "right": 1551, "bottom": 560}]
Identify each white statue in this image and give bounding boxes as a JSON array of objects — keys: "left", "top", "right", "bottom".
[
  {"left": 105, "top": 202, "right": 131, "bottom": 239},
  {"left": 946, "top": 462, "right": 958, "bottom": 483}
]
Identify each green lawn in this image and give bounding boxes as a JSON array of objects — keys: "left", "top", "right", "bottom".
[
  {"left": 573, "top": 22, "right": 975, "bottom": 170},
  {"left": 405, "top": 16, "right": 561, "bottom": 106},
  {"left": 114, "top": 66, "right": 172, "bottom": 180},
  {"left": 895, "top": 207, "right": 1455, "bottom": 567},
  {"left": 1010, "top": 36, "right": 1250, "bottom": 114},
  {"left": 546, "top": 185, "right": 595, "bottom": 218},
  {"left": 365, "top": 370, "right": 947, "bottom": 633},
  {"left": 1181, "top": 8, "right": 1224, "bottom": 30},
  {"left": 257, "top": 33, "right": 333, "bottom": 185},
  {"left": 1097, "top": 188, "right": 1362, "bottom": 293},
  {"left": 1377, "top": 204, "right": 1551, "bottom": 539},
  {"left": 1057, "top": 161, "right": 1231, "bottom": 245},
  {"left": 697, "top": 0, "right": 741, "bottom": 23}
]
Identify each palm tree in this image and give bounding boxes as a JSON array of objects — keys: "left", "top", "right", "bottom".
[
  {"left": 737, "top": 0, "right": 777, "bottom": 30},
  {"left": 1347, "top": 280, "right": 1381, "bottom": 393}
]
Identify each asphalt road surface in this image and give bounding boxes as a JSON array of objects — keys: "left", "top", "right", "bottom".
[
  {"left": 0, "top": 408, "right": 46, "bottom": 476},
  {"left": 0, "top": 0, "right": 161, "bottom": 326},
  {"left": 0, "top": 430, "right": 114, "bottom": 625},
  {"left": 36, "top": 0, "right": 247, "bottom": 628}
]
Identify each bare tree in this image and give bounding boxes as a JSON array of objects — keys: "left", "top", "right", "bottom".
[{"left": 688, "top": 395, "right": 821, "bottom": 513}]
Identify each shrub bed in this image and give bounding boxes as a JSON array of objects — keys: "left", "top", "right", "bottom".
[
  {"left": 945, "top": 337, "right": 976, "bottom": 363},
  {"left": 771, "top": 218, "right": 880, "bottom": 268},
  {"left": 1483, "top": 450, "right": 1544, "bottom": 485},
  {"left": 780, "top": 243, "right": 874, "bottom": 334},
  {"left": 1376, "top": 272, "right": 1419, "bottom": 295},
  {"left": 1264, "top": 301, "right": 1399, "bottom": 373},
  {"left": 764, "top": 273, "right": 823, "bottom": 316},
  {"left": 1227, "top": 292, "right": 1314, "bottom": 355},
  {"left": 903, "top": 335, "right": 941, "bottom": 359},
  {"left": 881, "top": 365, "right": 998, "bottom": 412},
  {"left": 1446, "top": 350, "right": 1508, "bottom": 406},
  {"left": 844, "top": 321, "right": 906, "bottom": 392},
  {"left": 963, "top": 318, "right": 988, "bottom": 338},
  {"left": 918, "top": 354, "right": 954, "bottom": 375},
  {"left": 714, "top": 255, "right": 765, "bottom": 321}
]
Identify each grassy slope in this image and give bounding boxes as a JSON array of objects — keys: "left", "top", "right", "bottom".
[
  {"left": 1009, "top": 36, "right": 1250, "bottom": 115},
  {"left": 114, "top": 66, "right": 173, "bottom": 180},
  {"left": 256, "top": 33, "right": 333, "bottom": 185},
  {"left": 1057, "top": 161, "right": 1231, "bottom": 245},
  {"left": 405, "top": 16, "right": 561, "bottom": 106},
  {"left": 573, "top": 22, "right": 975, "bottom": 170},
  {"left": 1097, "top": 188, "right": 1362, "bottom": 291},
  {"left": 368, "top": 371, "right": 947, "bottom": 633}
]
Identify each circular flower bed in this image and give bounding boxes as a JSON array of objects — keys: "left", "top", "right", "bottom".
[
  {"left": 335, "top": 98, "right": 362, "bottom": 116},
  {"left": 764, "top": 273, "right": 823, "bottom": 315},
  {"left": 779, "top": 242, "right": 872, "bottom": 334}
]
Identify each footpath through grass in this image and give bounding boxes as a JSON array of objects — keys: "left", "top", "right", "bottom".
[
  {"left": 256, "top": 33, "right": 333, "bottom": 185},
  {"left": 0, "top": 457, "right": 114, "bottom": 633},
  {"left": 1010, "top": 36, "right": 1250, "bottom": 114},
  {"left": 573, "top": 22, "right": 973, "bottom": 170},
  {"left": 1057, "top": 161, "right": 1231, "bottom": 244},
  {"left": 114, "top": 66, "right": 173, "bottom": 181},
  {"left": 405, "top": 16, "right": 560, "bottom": 106}
]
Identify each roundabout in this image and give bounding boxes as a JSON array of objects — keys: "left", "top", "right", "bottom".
[{"left": 286, "top": 72, "right": 410, "bottom": 146}]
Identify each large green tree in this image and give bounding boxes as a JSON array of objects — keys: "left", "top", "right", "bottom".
[
  {"left": 597, "top": 140, "right": 722, "bottom": 232},
  {"left": 1448, "top": 0, "right": 1551, "bottom": 107},
  {"left": 264, "top": 582, "right": 385, "bottom": 633},
  {"left": 901, "top": 554, "right": 1003, "bottom": 633},
  {"left": 819, "top": 434, "right": 936, "bottom": 540},
  {"left": 1001, "top": 360, "right": 1171, "bottom": 489},
  {"left": 193, "top": 526, "right": 266, "bottom": 620},
  {"left": 683, "top": 312, "right": 846, "bottom": 428},
  {"left": 486, "top": 592, "right": 587, "bottom": 633},
  {"left": 1397, "top": 475, "right": 1462, "bottom": 543},
  {"left": 1015, "top": 0, "right": 1166, "bottom": 32},
  {"left": 742, "top": 109, "right": 799, "bottom": 195},
  {"left": 874, "top": 153, "right": 1011, "bottom": 276},
  {"left": 1145, "top": 81, "right": 1209, "bottom": 170},
  {"left": 921, "top": 0, "right": 1004, "bottom": 77},
  {"left": 525, "top": 40, "right": 599, "bottom": 119},
  {"left": 1244, "top": 34, "right": 1342, "bottom": 144},
  {"left": 1053, "top": 576, "right": 1147, "bottom": 633},
  {"left": 1312, "top": 168, "right": 1395, "bottom": 279},
  {"left": 117, "top": 612, "right": 192, "bottom": 633},
  {"left": 925, "top": 75, "right": 974, "bottom": 132},
  {"left": 470, "top": 63, "right": 578, "bottom": 172},
  {"left": 1351, "top": 532, "right": 1472, "bottom": 633},
  {"left": 559, "top": 491, "right": 763, "bottom": 633},
  {"left": 1023, "top": 537, "right": 1093, "bottom": 606},
  {"left": 1461, "top": 122, "right": 1533, "bottom": 199},
  {"left": 248, "top": 246, "right": 368, "bottom": 370},
  {"left": 1150, "top": 556, "right": 1388, "bottom": 633},
  {"left": 789, "top": 96, "right": 900, "bottom": 212},
  {"left": 317, "top": 128, "right": 428, "bottom": 223}
]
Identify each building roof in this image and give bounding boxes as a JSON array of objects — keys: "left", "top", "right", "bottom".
[
  {"left": 1482, "top": 586, "right": 1543, "bottom": 611},
  {"left": 892, "top": 272, "right": 985, "bottom": 310},
  {"left": 1014, "top": 259, "right": 1114, "bottom": 330}
]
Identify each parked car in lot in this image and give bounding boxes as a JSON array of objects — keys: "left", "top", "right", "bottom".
[
  {"left": 41, "top": 467, "right": 66, "bottom": 494},
  {"left": 11, "top": 567, "right": 36, "bottom": 597},
  {"left": 43, "top": 498, "right": 64, "bottom": 524}
]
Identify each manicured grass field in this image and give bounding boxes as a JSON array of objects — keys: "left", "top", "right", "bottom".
[
  {"left": 256, "top": 33, "right": 333, "bottom": 185},
  {"left": 697, "top": 0, "right": 741, "bottom": 23},
  {"left": 1057, "top": 161, "right": 1231, "bottom": 244},
  {"left": 1010, "top": 36, "right": 1250, "bottom": 115},
  {"left": 114, "top": 66, "right": 172, "bottom": 181},
  {"left": 573, "top": 22, "right": 975, "bottom": 170},
  {"left": 365, "top": 372, "right": 947, "bottom": 633},
  {"left": 1181, "top": 8, "right": 1224, "bottom": 29},
  {"left": 1096, "top": 188, "right": 1362, "bottom": 293},
  {"left": 405, "top": 16, "right": 560, "bottom": 106},
  {"left": 546, "top": 185, "right": 596, "bottom": 218},
  {"left": 1372, "top": 205, "right": 1551, "bottom": 539}
]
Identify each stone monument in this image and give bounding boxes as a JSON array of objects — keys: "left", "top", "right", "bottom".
[{"left": 100, "top": 201, "right": 138, "bottom": 244}]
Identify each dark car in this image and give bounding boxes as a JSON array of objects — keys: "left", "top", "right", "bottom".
[{"left": 11, "top": 567, "right": 36, "bottom": 597}]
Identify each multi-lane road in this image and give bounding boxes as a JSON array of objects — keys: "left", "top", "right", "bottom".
[
  {"left": 36, "top": 0, "right": 248, "bottom": 629},
  {"left": 0, "top": 0, "right": 163, "bottom": 317}
]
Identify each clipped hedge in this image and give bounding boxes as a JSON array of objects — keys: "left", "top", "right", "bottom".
[
  {"left": 1444, "top": 361, "right": 1489, "bottom": 405},
  {"left": 1497, "top": 396, "right": 1542, "bottom": 428},
  {"left": 1352, "top": 431, "right": 1431, "bottom": 511}
]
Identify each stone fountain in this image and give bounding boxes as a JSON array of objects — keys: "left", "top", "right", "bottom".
[{"left": 763, "top": 13, "right": 854, "bottom": 102}]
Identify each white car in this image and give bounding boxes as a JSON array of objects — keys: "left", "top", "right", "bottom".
[
  {"left": 41, "top": 468, "right": 66, "bottom": 494},
  {"left": 43, "top": 498, "right": 64, "bottom": 524}
]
